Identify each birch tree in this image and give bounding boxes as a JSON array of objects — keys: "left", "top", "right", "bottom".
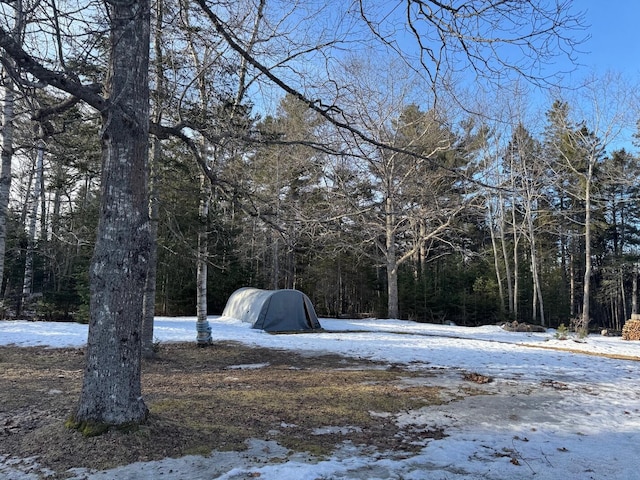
[
  {"left": 549, "top": 75, "right": 638, "bottom": 334},
  {"left": 504, "top": 123, "right": 547, "bottom": 325}
]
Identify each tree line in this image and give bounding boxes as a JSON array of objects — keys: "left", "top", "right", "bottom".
[
  {"left": 0, "top": 0, "right": 607, "bottom": 429},
  {"left": 4, "top": 79, "right": 639, "bottom": 334}
]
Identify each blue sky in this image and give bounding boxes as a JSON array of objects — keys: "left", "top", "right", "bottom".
[
  {"left": 548, "top": 2, "right": 639, "bottom": 152},
  {"left": 575, "top": 1, "right": 639, "bottom": 76}
]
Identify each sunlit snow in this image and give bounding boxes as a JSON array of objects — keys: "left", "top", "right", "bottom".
[{"left": 1, "top": 316, "right": 639, "bottom": 480}]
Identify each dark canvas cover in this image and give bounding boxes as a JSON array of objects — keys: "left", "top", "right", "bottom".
[{"left": 222, "top": 288, "right": 322, "bottom": 332}]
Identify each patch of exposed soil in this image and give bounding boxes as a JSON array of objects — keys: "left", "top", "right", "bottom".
[{"left": 0, "top": 342, "right": 447, "bottom": 479}]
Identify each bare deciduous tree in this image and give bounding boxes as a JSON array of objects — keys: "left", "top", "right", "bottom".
[{"left": 547, "top": 74, "right": 638, "bottom": 334}]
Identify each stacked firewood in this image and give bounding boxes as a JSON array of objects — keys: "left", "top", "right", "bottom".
[{"left": 622, "top": 316, "right": 640, "bottom": 341}]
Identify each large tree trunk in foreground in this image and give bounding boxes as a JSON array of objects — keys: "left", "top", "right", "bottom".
[{"left": 72, "top": 0, "right": 151, "bottom": 430}]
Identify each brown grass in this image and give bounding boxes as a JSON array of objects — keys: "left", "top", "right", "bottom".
[{"left": 0, "top": 341, "right": 447, "bottom": 478}]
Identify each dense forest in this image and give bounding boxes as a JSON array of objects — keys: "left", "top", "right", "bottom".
[
  {"left": 1, "top": 1, "right": 635, "bottom": 333},
  {"left": 3, "top": 86, "right": 639, "bottom": 333}
]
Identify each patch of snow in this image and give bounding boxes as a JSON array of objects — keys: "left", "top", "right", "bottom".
[{"left": 1, "top": 316, "right": 640, "bottom": 479}]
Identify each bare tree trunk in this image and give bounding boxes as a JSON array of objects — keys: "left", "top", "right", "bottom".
[
  {"left": 271, "top": 235, "right": 279, "bottom": 289},
  {"left": 527, "top": 216, "right": 545, "bottom": 326},
  {"left": 142, "top": 0, "right": 165, "bottom": 357},
  {"left": 196, "top": 172, "right": 212, "bottom": 345},
  {"left": 387, "top": 253, "right": 399, "bottom": 319},
  {"left": 632, "top": 263, "right": 638, "bottom": 316},
  {"left": 619, "top": 269, "right": 627, "bottom": 330},
  {"left": 499, "top": 200, "right": 514, "bottom": 317},
  {"left": 419, "top": 220, "right": 427, "bottom": 279},
  {"left": 286, "top": 240, "right": 295, "bottom": 289},
  {"left": 511, "top": 206, "right": 520, "bottom": 320},
  {"left": 142, "top": 135, "right": 160, "bottom": 357},
  {"left": 21, "top": 134, "right": 45, "bottom": 314},
  {"left": 38, "top": 148, "right": 46, "bottom": 240},
  {"left": 580, "top": 166, "right": 593, "bottom": 335},
  {"left": 386, "top": 196, "right": 399, "bottom": 319},
  {"left": 487, "top": 203, "right": 506, "bottom": 315},
  {"left": 0, "top": 0, "right": 22, "bottom": 298},
  {"left": 0, "top": 73, "right": 15, "bottom": 300},
  {"left": 51, "top": 181, "right": 61, "bottom": 236},
  {"left": 570, "top": 252, "right": 576, "bottom": 318},
  {"left": 72, "top": 0, "right": 151, "bottom": 429},
  {"left": 182, "top": 8, "right": 215, "bottom": 346}
]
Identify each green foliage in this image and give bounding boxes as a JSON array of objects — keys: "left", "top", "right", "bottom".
[
  {"left": 399, "top": 255, "right": 503, "bottom": 326},
  {"left": 74, "top": 303, "right": 90, "bottom": 325},
  {"left": 541, "top": 268, "right": 572, "bottom": 328},
  {"left": 2, "top": 91, "right": 638, "bottom": 329},
  {"left": 575, "top": 323, "right": 589, "bottom": 339},
  {"left": 555, "top": 323, "right": 569, "bottom": 340}
]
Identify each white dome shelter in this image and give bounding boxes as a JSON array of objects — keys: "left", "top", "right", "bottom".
[{"left": 221, "top": 287, "right": 322, "bottom": 332}]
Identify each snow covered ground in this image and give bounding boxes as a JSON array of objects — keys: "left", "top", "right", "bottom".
[{"left": 1, "top": 316, "right": 640, "bottom": 479}]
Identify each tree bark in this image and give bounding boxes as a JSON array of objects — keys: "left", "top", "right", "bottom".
[
  {"left": 632, "top": 263, "right": 638, "bottom": 316},
  {"left": 570, "top": 252, "right": 576, "bottom": 318},
  {"left": 142, "top": 0, "right": 166, "bottom": 358},
  {"left": 619, "top": 269, "right": 626, "bottom": 331},
  {"left": 196, "top": 172, "right": 212, "bottom": 345},
  {"left": 580, "top": 163, "right": 593, "bottom": 335},
  {"left": 142, "top": 135, "right": 160, "bottom": 358},
  {"left": 487, "top": 202, "right": 506, "bottom": 315},
  {"left": 511, "top": 201, "right": 520, "bottom": 320},
  {"left": 0, "top": 72, "right": 15, "bottom": 297},
  {"left": 0, "top": 0, "right": 22, "bottom": 297},
  {"left": 526, "top": 210, "right": 545, "bottom": 326},
  {"left": 386, "top": 195, "right": 399, "bottom": 319},
  {"left": 21, "top": 133, "right": 45, "bottom": 312},
  {"left": 498, "top": 198, "right": 514, "bottom": 317},
  {"left": 73, "top": 0, "right": 151, "bottom": 428}
]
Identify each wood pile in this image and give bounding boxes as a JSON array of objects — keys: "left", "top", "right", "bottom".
[{"left": 622, "top": 314, "right": 640, "bottom": 341}]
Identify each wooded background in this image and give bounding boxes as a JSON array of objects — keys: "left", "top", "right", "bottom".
[
  {"left": 2, "top": 1, "right": 635, "bottom": 333},
  {"left": 5, "top": 89, "right": 639, "bottom": 333}
]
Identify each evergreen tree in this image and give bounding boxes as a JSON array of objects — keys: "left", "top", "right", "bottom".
[
  {"left": 228, "top": 94, "right": 328, "bottom": 291},
  {"left": 542, "top": 100, "right": 583, "bottom": 321}
]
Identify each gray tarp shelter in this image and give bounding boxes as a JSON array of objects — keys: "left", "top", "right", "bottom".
[{"left": 222, "top": 287, "right": 322, "bottom": 332}]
